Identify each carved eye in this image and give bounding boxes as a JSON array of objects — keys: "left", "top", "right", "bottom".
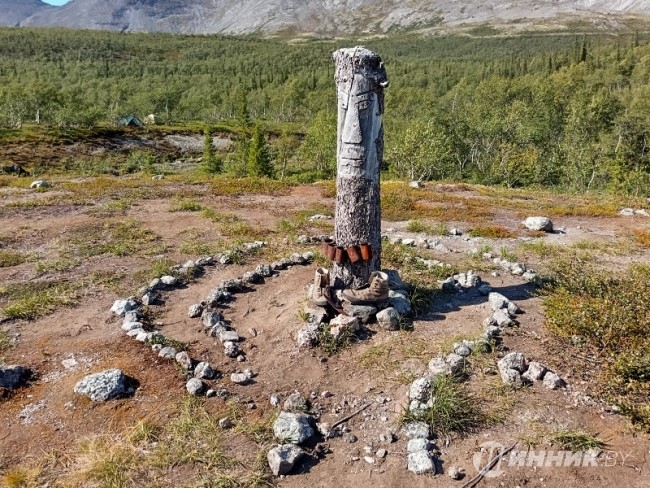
[{"left": 358, "top": 100, "right": 370, "bottom": 110}]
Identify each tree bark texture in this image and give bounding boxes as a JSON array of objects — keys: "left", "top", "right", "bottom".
[{"left": 331, "top": 46, "right": 388, "bottom": 289}]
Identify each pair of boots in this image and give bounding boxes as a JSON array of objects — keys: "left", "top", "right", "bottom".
[{"left": 311, "top": 268, "right": 389, "bottom": 307}]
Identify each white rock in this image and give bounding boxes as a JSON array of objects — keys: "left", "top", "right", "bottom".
[
  {"left": 493, "top": 309, "right": 514, "bottom": 327},
  {"left": 522, "top": 361, "right": 547, "bottom": 382},
  {"left": 407, "top": 438, "right": 431, "bottom": 453},
  {"left": 273, "top": 412, "right": 314, "bottom": 444},
  {"left": 110, "top": 297, "right": 139, "bottom": 316},
  {"left": 376, "top": 307, "right": 400, "bottom": 330},
  {"left": 186, "top": 378, "right": 204, "bottom": 396},
  {"left": 30, "top": 180, "right": 50, "bottom": 189},
  {"left": 542, "top": 371, "right": 565, "bottom": 390},
  {"left": 408, "top": 377, "right": 432, "bottom": 402},
  {"left": 523, "top": 216, "right": 553, "bottom": 232},
  {"left": 445, "top": 353, "right": 466, "bottom": 374},
  {"left": 428, "top": 357, "right": 452, "bottom": 376},
  {"left": 175, "top": 351, "right": 192, "bottom": 370},
  {"left": 408, "top": 450, "right": 436, "bottom": 475},
  {"left": 402, "top": 422, "right": 429, "bottom": 439},
  {"left": 160, "top": 275, "right": 178, "bottom": 286},
  {"left": 74, "top": 369, "right": 130, "bottom": 402},
  {"left": 498, "top": 352, "right": 526, "bottom": 373},
  {"left": 267, "top": 444, "right": 304, "bottom": 475},
  {"left": 194, "top": 362, "right": 214, "bottom": 379},
  {"left": 121, "top": 321, "right": 143, "bottom": 332},
  {"left": 158, "top": 347, "right": 177, "bottom": 359},
  {"left": 488, "top": 292, "right": 509, "bottom": 311}
]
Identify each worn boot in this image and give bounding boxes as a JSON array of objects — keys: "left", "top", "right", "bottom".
[
  {"left": 310, "top": 267, "right": 330, "bottom": 308},
  {"left": 341, "top": 271, "right": 389, "bottom": 305}
]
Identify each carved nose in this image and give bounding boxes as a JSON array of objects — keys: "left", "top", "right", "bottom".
[{"left": 344, "top": 110, "right": 362, "bottom": 144}]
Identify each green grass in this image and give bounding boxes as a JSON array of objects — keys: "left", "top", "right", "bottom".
[
  {"left": 0, "top": 330, "right": 11, "bottom": 360},
  {"left": 402, "top": 374, "right": 481, "bottom": 436},
  {"left": 60, "top": 219, "right": 165, "bottom": 258},
  {"left": 170, "top": 198, "right": 203, "bottom": 212},
  {"left": 48, "top": 397, "right": 274, "bottom": 487},
  {"left": 358, "top": 334, "right": 436, "bottom": 385},
  {"left": 468, "top": 225, "right": 516, "bottom": 239},
  {"left": 405, "top": 219, "right": 449, "bottom": 235},
  {"left": 34, "top": 257, "right": 79, "bottom": 274},
  {"left": 318, "top": 323, "right": 356, "bottom": 355},
  {"left": 0, "top": 250, "right": 29, "bottom": 268},
  {"left": 544, "top": 257, "right": 650, "bottom": 431},
  {"left": 0, "top": 281, "right": 81, "bottom": 320},
  {"left": 549, "top": 429, "right": 605, "bottom": 452},
  {"left": 86, "top": 198, "right": 133, "bottom": 217},
  {"left": 206, "top": 176, "right": 293, "bottom": 196}
]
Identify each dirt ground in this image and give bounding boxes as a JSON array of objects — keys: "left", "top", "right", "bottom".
[{"left": 1, "top": 176, "right": 649, "bottom": 488}]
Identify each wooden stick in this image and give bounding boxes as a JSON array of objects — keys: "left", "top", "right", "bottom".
[
  {"left": 326, "top": 403, "right": 371, "bottom": 438},
  {"left": 460, "top": 441, "right": 518, "bottom": 488}
]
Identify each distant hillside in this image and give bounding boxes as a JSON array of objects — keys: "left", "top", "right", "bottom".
[
  {"left": 0, "top": 0, "right": 50, "bottom": 26},
  {"left": 4, "top": 0, "right": 650, "bottom": 35}
]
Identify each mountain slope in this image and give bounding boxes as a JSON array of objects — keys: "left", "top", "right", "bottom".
[
  {"left": 14, "top": 0, "right": 650, "bottom": 36},
  {"left": 0, "top": 0, "right": 51, "bottom": 26}
]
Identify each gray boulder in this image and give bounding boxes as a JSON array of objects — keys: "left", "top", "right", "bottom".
[
  {"left": 223, "top": 341, "right": 241, "bottom": 358},
  {"left": 342, "top": 303, "right": 377, "bottom": 324},
  {"left": 188, "top": 304, "right": 203, "bottom": 318},
  {"left": 74, "top": 369, "right": 132, "bottom": 402},
  {"left": 218, "top": 330, "right": 240, "bottom": 344},
  {"left": 498, "top": 352, "right": 526, "bottom": 373},
  {"left": 542, "top": 371, "right": 565, "bottom": 390},
  {"left": 407, "top": 438, "right": 431, "bottom": 453},
  {"left": 493, "top": 309, "right": 514, "bottom": 327},
  {"left": 202, "top": 310, "right": 223, "bottom": 328},
  {"left": 408, "top": 377, "right": 432, "bottom": 402},
  {"left": 194, "top": 362, "right": 215, "bottom": 379},
  {"left": 110, "top": 297, "right": 139, "bottom": 316},
  {"left": 30, "top": 180, "right": 50, "bottom": 189},
  {"left": 0, "top": 365, "right": 32, "bottom": 389},
  {"left": 273, "top": 412, "right": 315, "bottom": 445},
  {"left": 523, "top": 217, "right": 553, "bottom": 232},
  {"left": 160, "top": 275, "right": 178, "bottom": 287},
  {"left": 388, "top": 290, "right": 412, "bottom": 315},
  {"left": 402, "top": 421, "right": 429, "bottom": 439},
  {"left": 231, "top": 369, "right": 253, "bottom": 385},
  {"left": 522, "top": 361, "right": 547, "bottom": 382},
  {"left": 376, "top": 307, "right": 400, "bottom": 330},
  {"left": 428, "top": 357, "right": 452, "bottom": 376},
  {"left": 499, "top": 368, "right": 525, "bottom": 388},
  {"left": 296, "top": 323, "right": 320, "bottom": 348},
  {"left": 408, "top": 450, "right": 436, "bottom": 475},
  {"left": 283, "top": 391, "right": 308, "bottom": 412},
  {"left": 268, "top": 444, "right": 304, "bottom": 476},
  {"left": 488, "top": 292, "right": 509, "bottom": 312},
  {"left": 158, "top": 347, "right": 177, "bottom": 359},
  {"left": 445, "top": 353, "right": 466, "bottom": 374},
  {"left": 121, "top": 320, "right": 143, "bottom": 332},
  {"left": 175, "top": 351, "right": 193, "bottom": 370},
  {"left": 186, "top": 378, "right": 204, "bottom": 396}
]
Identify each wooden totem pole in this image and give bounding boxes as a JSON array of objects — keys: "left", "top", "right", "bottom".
[{"left": 330, "top": 47, "right": 389, "bottom": 289}]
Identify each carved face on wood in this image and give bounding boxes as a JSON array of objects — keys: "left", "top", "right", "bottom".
[{"left": 337, "top": 73, "right": 383, "bottom": 179}]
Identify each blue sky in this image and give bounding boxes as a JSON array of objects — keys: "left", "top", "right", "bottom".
[{"left": 42, "top": 0, "right": 71, "bottom": 5}]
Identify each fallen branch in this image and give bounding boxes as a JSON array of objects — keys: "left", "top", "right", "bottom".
[
  {"left": 325, "top": 403, "right": 371, "bottom": 438},
  {"left": 460, "top": 441, "right": 517, "bottom": 488}
]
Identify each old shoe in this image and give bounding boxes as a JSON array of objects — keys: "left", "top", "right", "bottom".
[
  {"left": 341, "top": 271, "right": 389, "bottom": 305},
  {"left": 310, "top": 267, "right": 330, "bottom": 307}
]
